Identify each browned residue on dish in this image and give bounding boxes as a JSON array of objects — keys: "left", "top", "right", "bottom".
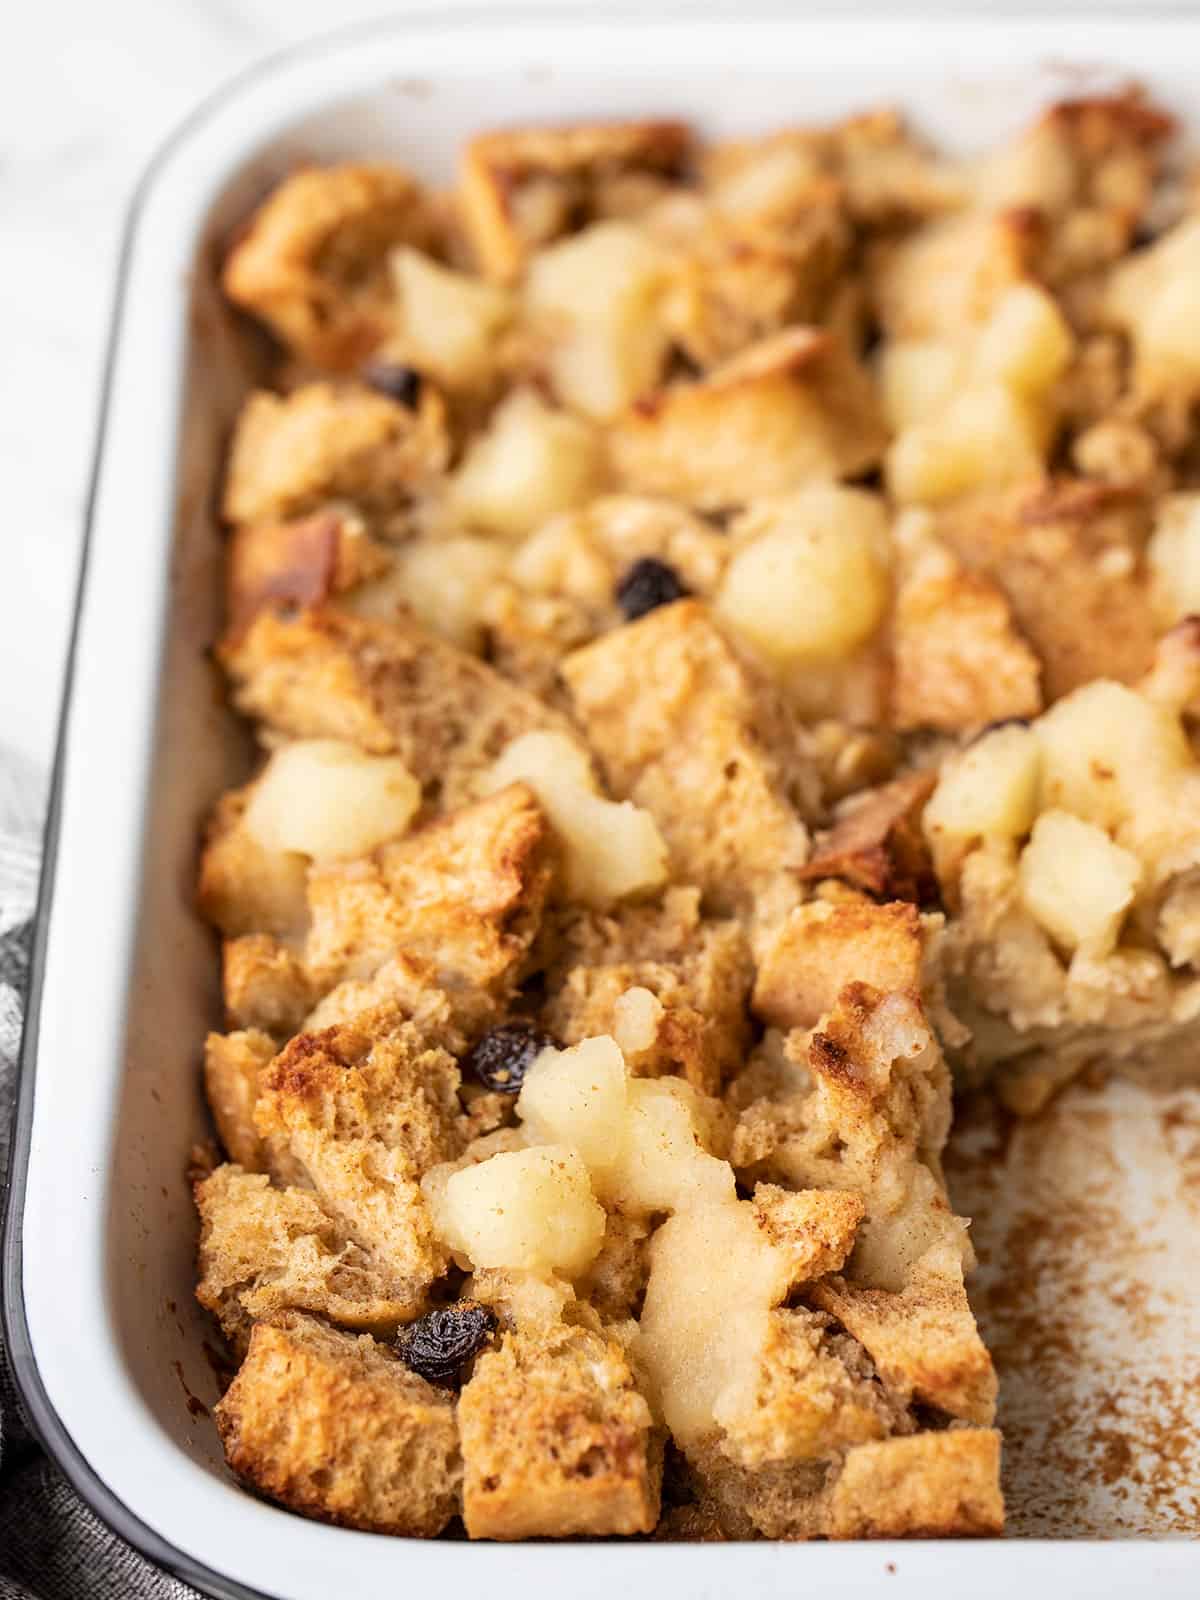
[
  {"left": 172, "top": 1358, "right": 211, "bottom": 1420},
  {"left": 946, "top": 1081, "right": 1200, "bottom": 1536}
]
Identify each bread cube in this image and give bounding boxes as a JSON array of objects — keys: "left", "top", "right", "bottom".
[
  {"left": 215, "top": 1312, "right": 460, "bottom": 1535},
  {"left": 204, "top": 1029, "right": 275, "bottom": 1171},
  {"left": 222, "top": 164, "right": 442, "bottom": 368},
  {"left": 452, "top": 389, "right": 604, "bottom": 541},
  {"left": 242, "top": 739, "right": 420, "bottom": 861},
  {"left": 484, "top": 730, "right": 668, "bottom": 906},
  {"left": 716, "top": 486, "right": 891, "bottom": 665},
  {"left": 389, "top": 246, "right": 513, "bottom": 387},
  {"left": 526, "top": 221, "right": 671, "bottom": 417},
  {"left": 924, "top": 723, "right": 1042, "bottom": 843},
  {"left": 1018, "top": 809, "right": 1142, "bottom": 955},
  {"left": 197, "top": 789, "right": 309, "bottom": 941},
  {"left": 427, "top": 1145, "right": 606, "bottom": 1278},
  {"left": 827, "top": 1429, "right": 1003, "bottom": 1538},
  {"left": 752, "top": 898, "right": 924, "bottom": 1032},
  {"left": 609, "top": 328, "right": 886, "bottom": 510},
  {"left": 458, "top": 1322, "right": 660, "bottom": 1538}
]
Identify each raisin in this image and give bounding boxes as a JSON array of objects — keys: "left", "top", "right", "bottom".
[
  {"left": 396, "top": 1302, "right": 498, "bottom": 1386},
  {"left": 362, "top": 361, "right": 422, "bottom": 407},
  {"left": 615, "top": 557, "right": 689, "bottom": 621},
  {"left": 465, "top": 1019, "right": 556, "bottom": 1094}
]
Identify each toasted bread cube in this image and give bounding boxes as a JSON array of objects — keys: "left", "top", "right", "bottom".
[
  {"left": 458, "top": 1322, "right": 660, "bottom": 1538},
  {"left": 935, "top": 479, "right": 1159, "bottom": 702},
  {"left": 427, "top": 1145, "right": 605, "bottom": 1277},
  {"left": 222, "top": 382, "right": 447, "bottom": 526},
  {"left": 452, "top": 389, "right": 604, "bottom": 542},
  {"left": 562, "top": 601, "right": 816, "bottom": 916},
  {"left": 924, "top": 723, "right": 1042, "bottom": 844},
  {"left": 717, "top": 486, "right": 891, "bottom": 666},
  {"left": 302, "top": 784, "right": 553, "bottom": 1013},
  {"left": 827, "top": 1429, "right": 1003, "bottom": 1538},
  {"left": 526, "top": 221, "right": 672, "bottom": 417},
  {"left": 752, "top": 898, "right": 924, "bottom": 1031},
  {"left": 195, "top": 1166, "right": 426, "bottom": 1344},
  {"left": 222, "top": 934, "right": 315, "bottom": 1036},
  {"left": 797, "top": 771, "right": 936, "bottom": 902},
  {"left": 1018, "top": 809, "right": 1141, "bottom": 955},
  {"left": 198, "top": 789, "right": 309, "bottom": 941},
  {"left": 389, "top": 247, "right": 513, "bottom": 387},
  {"left": 225, "top": 507, "right": 390, "bottom": 636},
  {"left": 890, "top": 551, "right": 1042, "bottom": 733},
  {"left": 484, "top": 731, "right": 667, "bottom": 906},
  {"left": 219, "top": 608, "right": 566, "bottom": 812},
  {"left": 222, "top": 164, "right": 441, "bottom": 368},
  {"left": 609, "top": 329, "right": 886, "bottom": 510},
  {"left": 459, "top": 119, "right": 691, "bottom": 281},
  {"left": 1149, "top": 493, "right": 1200, "bottom": 623},
  {"left": 216, "top": 1312, "right": 460, "bottom": 1535},
  {"left": 241, "top": 739, "right": 420, "bottom": 861},
  {"left": 870, "top": 209, "right": 1039, "bottom": 340},
  {"left": 204, "top": 1030, "right": 275, "bottom": 1171}
]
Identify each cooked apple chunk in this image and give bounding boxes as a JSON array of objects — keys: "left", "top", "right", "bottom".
[
  {"left": 241, "top": 740, "right": 420, "bottom": 861},
  {"left": 451, "top": 389, "right": 604, "bottom": 541}
]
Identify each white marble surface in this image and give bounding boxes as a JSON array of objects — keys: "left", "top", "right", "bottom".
[{"left": 3, "top": 0, "right": 1194, "bottom": 804}]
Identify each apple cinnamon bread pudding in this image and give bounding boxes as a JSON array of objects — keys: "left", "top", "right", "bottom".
[{"left": 193, "top": 89, "right": 1200, "bottom": 1540}]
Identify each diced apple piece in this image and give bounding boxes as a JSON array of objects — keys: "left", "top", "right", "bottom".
[
  {"left": 878, "top": 339, "right": 961, "bottom": 430},
  {"left": 1106, "top": 218, "right": 1200, "bottom": 396},
  {"left": 1034, "top": 680, "right": 1191, "bottom": 833},
  {"left": 390, "top": 248, "right": 513, "bottom": 387},
  {"left": 427, "top": 1145, "right": 605, "bottom": 1277},
  {"left": 924, "top": 724, "right": 1042, "bottom": 843},
  {"left": 716, "top": 485, "right": 891, "bottom": 665},
  {"left": 1148, "top": 494, "right": 1200, "bottom": 623},
  {"left": 348, "top": 536, "right": 505, "bottom": 648},
  {"left": 526, "top": 222, "right": 671, "bottom": 418},
  {"left": 888, "top": 383, "right": 1045, "bottom": 505},
  {"left": 452, "top": 390, "right": 603, "bottom": 541},
  {"left": 1018, "top": 809, "right": 1141, "bottom": 955},
  {"left": 484, "top": 731, "right": 668, "bottom": 906},
  {"left": 516, "top": 1036, "right": 628, "bottom": 1181},
  {"left": 972, "top": 283, "right": 1074, "bottom": 396},
  {"left": 602, "top": 1079, "right": 734, "bottom": 1215},
  {"left": 241, "top": 739, "right": 420, "bottom": 860}
]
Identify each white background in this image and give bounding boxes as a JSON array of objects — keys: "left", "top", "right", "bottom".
[{"left": 3, "top": 0, "right": 1196, "bottom": 800}]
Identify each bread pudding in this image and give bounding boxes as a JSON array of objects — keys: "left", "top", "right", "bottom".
[{"left": 193, "top": 90, "right": 1200, "bottom": 1541}]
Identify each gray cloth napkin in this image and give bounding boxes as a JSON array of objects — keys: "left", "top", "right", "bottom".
[{"left": 0, "top": 747, "right": 202, "bottom": 1600}]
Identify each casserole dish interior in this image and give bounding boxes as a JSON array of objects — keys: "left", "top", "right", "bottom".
[{"left": 7, "top": 13, "right": 1200, "bottom": 1598}]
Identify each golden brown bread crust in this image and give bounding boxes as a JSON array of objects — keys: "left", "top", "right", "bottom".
[
  {"left": 459, "top": 119, "right": 692, "bottom": 281},
  {"left": 936, "top": 478, "right": 1158, "bottom": 702},
  {"left": 563, "top": 601, "right": 817, "bottom": 920},
  {"left": 197, "top": 787, "right": 308, "bottom": 942},
  {"left": 608, "top": 329, "right": 886, "bottom": 509},
  {"left": 543, "top": 888, "right": 753, "bottom": 1095},
  {"left": 195, "top": 1166, "right": 426, "bottom": 1346},
  {"left": 752, "top": 897, "right": 924, "bottom": 1032},
  {"left": 224, "top": 507, "right": 391, "bottom": 638},
  {"left": 826, "top": 1429, "right": 1004, "bottom": 1538},
  {"left": 221, "top": 933, "right": 315, "bottom": 1037},
  {"left": 223, "top": 163, "right": 444, "bottom": 368},
  {"left": 215, "top": 1312, "right": 461, "bottom": 1534},
  {"left": 222, "top": 382, "right": 448, "bottom": 527},
  {"left": 204, "top": 1030, "right": 275, "bottom": 1171},
  {"left": 458, "top": 1322, "right": 661, "bottom": 1539},
  {"left": 219, "top": 607, "right": 569, "bottom": 811}
]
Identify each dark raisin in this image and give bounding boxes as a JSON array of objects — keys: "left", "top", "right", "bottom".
[
  {"left": 465, "top": 1019, "right": 556, "bottom": 1094},
  {"left": 615, "top": 557, "right": 689, "bottom": 621},
  {"left": 396, "top": 1302, "right": 497, "bottom": 1386},
  {"left": 362, "top": 361, "right": 422, "bottom": 407}
]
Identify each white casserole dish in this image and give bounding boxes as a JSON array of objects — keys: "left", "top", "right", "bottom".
[{"left": 5, "top": 8, "right": 1200, "bottom": 1596}]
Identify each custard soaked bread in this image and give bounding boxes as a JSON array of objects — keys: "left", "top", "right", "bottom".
[{"left": 195, "top": 89, "right": 1200, "bottom": 1540}]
